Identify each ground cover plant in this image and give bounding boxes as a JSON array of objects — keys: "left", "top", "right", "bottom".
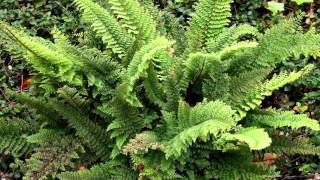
[{"left": 0, "top": 0, "right": 320, "bottom": 179}]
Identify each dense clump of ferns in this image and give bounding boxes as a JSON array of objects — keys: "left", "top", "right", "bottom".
[{"left": 0, "top": 0, "right": 320, "bottom": 179}]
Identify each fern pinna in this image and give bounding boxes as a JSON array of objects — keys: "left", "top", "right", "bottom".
[{"left": 0, "top": 0, "right": 320, "bottom": 179}]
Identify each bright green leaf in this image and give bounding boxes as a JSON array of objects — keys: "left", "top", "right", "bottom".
[
  {"left": 292, "top": 0, "right": 313, "bottom": 5},
  {"left": 267, "top": 1, "right": 285, "bottom": 15}
]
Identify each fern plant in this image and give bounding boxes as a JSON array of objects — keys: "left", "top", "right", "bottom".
[{"left": 1, "top": 0, "right": 320, "bottom": 179}]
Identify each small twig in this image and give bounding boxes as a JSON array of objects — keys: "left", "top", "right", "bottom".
[{"left": 288, "top": 156, "right": 301, "bottom": 163}]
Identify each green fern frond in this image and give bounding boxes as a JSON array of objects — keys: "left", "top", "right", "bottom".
[
  {"left": 229, "top": 17, "right": 320, "bottom": 74},
  {"left": 162, "top": 60, "right": 186, "bottom": 112},
  {"left": 224, "top": 68, "right": 270, "bottom": 102},
  {"left": 219, "top": 127, "right": 272, "bottom": 150},
  {"left": 142, "top": 50, "right": 174, "bottom": 107},
  {"left": 24, "top": 134, "right": 83, "bottom": 180},
  {"left": 267, "top": 136, "right": 320, "bottom": 156},
  {"left": 246, "top": 109, "right": 320, "bottom": 130},
  {"left": 0, "top": 25, "right": 25, "bottom": 61},
  {"left": 217, "top": 41, "right": 258, "bottom": 60},
  {"left": 138, "top": 0, "right": 161, "bottom": 23},
  {"left": 248, "top": 17, "right": 301, "bottom": 69},
  {"left": 205, "top": 163, "right": 278, "bottom": 180},
  {"left": 202, "top": 65, "right": 231, "bottom": 101},
  {"left": 186, "top": 0, "right": 232, "bottom": 53},
  {"left": 74, "top": 0, "right": 133, "bottom": 58},
  {"left": 165, "top": 117, "right": 233, "bottom": 158},
  {"left": 163, "top": 100, "right": 236, "bottom": 158},
  {"left": 51, "top": 29, "right": 123, "bottom": 88},
  {"left": 0, "top": 22, "right": 82, "bottom": 85},
  {"left": 0, "top": 135, "right": 33, "bottom": 157},
  {"left": 106, "top": 0, "right": 157, "bottom": 44},
  {"left": 179, "top": 52, "right": 220, "bottom": 92},
  {"left": 108, "top": 96, "right": 151, "bottom": 157},
  {"left": 119, "top": 37, "right": 173, "bottom": 107},
  {"left": 231, "top": 64, "right": 314, "bottom": 119},
  {"left": 0, "top": 117, "right": 34, "bottom": 135},
  {"left": 52, "top": 102, "right": 110, "bottom": 159},
  {"left": 299, "top": 28, "right": 320, "bottom": 57},
  {"left": 57, "top": 86, "right": 91, "bottom": 114},
  {"left": 205, "top": 152, "right": 279, "bottom": 180},
  {"left": 162, "top": 14, "right": 187, "bottom": 56},
  {"left": 143, "top": 66, "right": 167, "bottom": 108},
  {"left": 26, "top": 129, "right": 64, "bottom": 144},
  {"left": 0, "top": 117, "right": 35, "bottom": 157},
  {"left": 206, "top": 24, "right": 260, "bottom": 53},
  {"left": 8, "top": 92, "right": 60, "bottom": 123},
  {"left": 58, "top": 161, "right": 137, "bottom": 180}
]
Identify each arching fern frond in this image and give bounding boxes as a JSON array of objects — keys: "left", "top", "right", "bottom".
[
  {"left": 206, "top": 24, "right": 261, "bottom": 53},
  {"left": 217, "top": 41, "right": 258, "bottom": 60},
  {"left": 138, "top": 0, "right": 161, "bottom": 23},
  {"left": 218, "top": 127, "right": 272, "bottom": 150},
  {"left": 0, "top": 135, "right": 33, "bottom": 158},
  {"left": 267, "top": 136, "right": 320, "bottom": 156},
  {"left": 206, "top": 161, "right": 278, "bottom": 180},
  {"left": 8, "top": 92, "right": 59, "bottom": 123},
  {"left": 108, "top": 96, "right": 153, "bottom": 157},
  {"left": 56, "top": 86, "right": 91, "bottom": 114},
  {"left": 0, "top": 22, "right": 82, "bottom": 85},
  {"left": 223, "top": 69, "right": 270, "bottom": 104},
  {"left": 58, "top": 161, "right": 137, "bottom": 180},
  {"left": 204, "top": 151, "right": 279, "bottom": 180},
  {"left": 246, "top": 109, "right": 320, "bottom": 130},
  {"left": 52, "top": 101, "right": 110, "bottom": 160},
  {"left": 106, "top": 0, "right": 157, "bottom": 45},
  {"left": 74, "top": 0, "right": 133, "bottom": 58},
  {"left": 185, "top": 0, "right": 232, "bottom": 53},
  {"left": 229, "top": 16, "right": 320, "bottom": 74},
  {"left": 143, "top": 66, "right": 167, "bottom": 108},
  {"left": 230, "top": 64, "right": 314, "bottom": 119},
  {"left": 119, "top": 37, "right": 173, "bottom": 107},
  {"left": 163, "top": 100, "right": 237, "bottom": 158},
  {"left": 0, "top": 117, "right": 36, "bottom": 157},
  {"left": 179, "top": 52, "right": 221, "bottom": 93}
]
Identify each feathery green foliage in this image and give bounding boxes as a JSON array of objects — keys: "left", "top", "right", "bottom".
[
  {"left": 247, "top": 109, "right": 320, "bottom": 130},
  {"left": 24, "top": 129, "right": 84, "bottom": 180},
  {"left": 119, "top": 37, "right": 173, "bottom": 107},
  {"left": 219, "top": 127, "right": 272, "bottom": 150},
  {"left": 205, "top": 153, "right": 279, "bottom": 180},
  {"left": 0, "top": 0, "right": 320, "bottom": 179},
  {"left": 268, "top": 136, "right": 320, "bottom": 156},
  {"left": 74, "top": 0, "right": 133, "bottom": 59},
  {"left": 105, "top": 0, "right": 157, "bottom": 44},
  {"left": 58, "top": 161, "right": 136, "bottom": 180},
  {"left": 186, "top": 0, "right": 232, "bottom": 53},
  {"left": 163, "top": 100, "right": 237, "bottom": 158}
]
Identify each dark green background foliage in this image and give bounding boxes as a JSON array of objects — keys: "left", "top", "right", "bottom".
[
  {"left": 0, "top": 0, "right": 81, "bottom": 36},
  {"left": 0, "top": 0, "right": 319, "bottom": 179}
]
